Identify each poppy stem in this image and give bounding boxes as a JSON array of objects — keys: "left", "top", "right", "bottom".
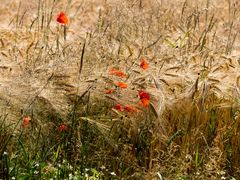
[{"left": 63, "top": 26, "right": 67, "bottom": 41}]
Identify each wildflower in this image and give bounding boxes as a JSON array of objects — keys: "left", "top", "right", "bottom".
[
  {"left": 116, "top": 82, "right": 128, "bottom": 89},
  {"left": 100, "top": 166, "right": 106, "bottom": 170},
  {"left": 105, "top": 88, "right": 115, "bottom": 94},
  {"left": 140, "top": 58, "right": 149, "bottom": 70},
  {"left": 124, "top": 105, "right": 140, "bottom": 113},
  {"left": 56, "top": 12, "right": 68, "bottom": 25},
  {"left": 114, "top": 103, "right": 124, "bottom": 112},
  {"left": 109, "top": 68, "right": 127, "bottom": 78},
  {"left": 57, "top": 124, "right": 68, "bottom": 132},
  {"left": 138, "top": 90, "right": 150, "bottom": 107},
  {"left": 139, "top": 90, "right": 150, "bottom": 100},
  {"left": 22, "top": 116, "right": 31, "bottom": 128},
  {"left": 139, "top": 98, "right": 150, "bottom": 107},
  {"left": 110, "top": 172, "right": 116, "bottom": 176},
  {"left": 85, "top": 168, "right": 90, "bottom": 172}
]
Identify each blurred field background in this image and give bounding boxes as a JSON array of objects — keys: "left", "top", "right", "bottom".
[{"left": 0, "top": 0, "right": 240, "bottom": 179}]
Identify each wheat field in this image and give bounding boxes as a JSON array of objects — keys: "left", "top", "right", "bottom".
[{"left": 0, "top": 0, "right": 240, "bottom": 179}]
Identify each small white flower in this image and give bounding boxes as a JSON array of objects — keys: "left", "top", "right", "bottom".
[
  {"left": 11, "top": 177, "right": 16, "bottom": 180},
  {"left": 100, "top": 165, "right": 106, "bottom": 170},
  {"left": 85, "top": 168, "right": 89, "bottom": 171},
  {"left": 3, "top": 151, "right": 8, "bottom": 156},
  {"left": 110, "top": 172, "right": 116, "bottom": 176}
]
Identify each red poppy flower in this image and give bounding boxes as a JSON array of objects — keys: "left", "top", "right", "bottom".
[
  {"left": 140, "top": 58, "right": 149, "bottom": 70},
  {"left": 124, "top": 105, "right": 140, "bottom": 113},
  {"left": 116, "top": 82, "right": 128, "bottom": 89},
  {"left": 138, "top": 90, "right": 150, "bottom": 100},
  {"left": 56, "top": 12, "right": 68, "bottom": 25},
  {"left": 114, "top": 103, "right": 124, "bottom": 112},
  {"left": 22, "top": 116, "right": 31, "bottom": 128},
  {"left": 109, "top": 68, "right": 127, "bottom": 78},
  {"left": 57, "top": 124, "right": 68, "bottom": 132},
  {"left": 105, "top": 89, "right": 115, "bottom": 94},
  {"left": 139, "top": 98, "right": 150, "bottom": 107},
  {"left": 138, "top": 90, "right": 150, "bottom": 107}
]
